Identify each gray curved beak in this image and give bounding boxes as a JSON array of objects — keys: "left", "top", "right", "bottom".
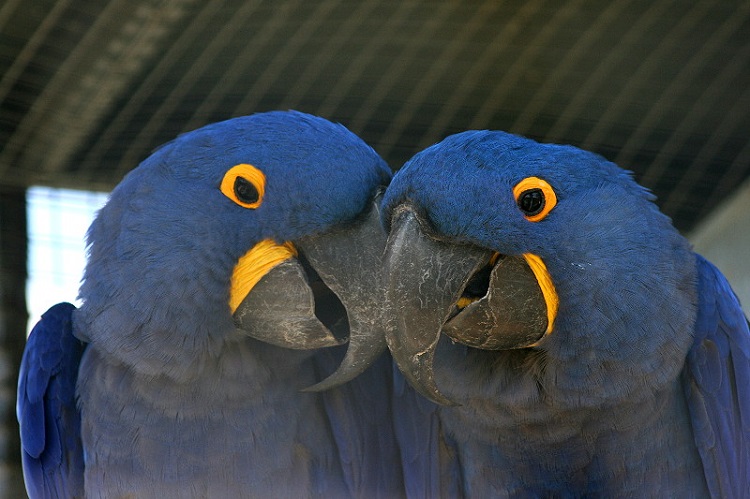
[
  {"left": 297, "top": 198, "right": 388, "bottom": 391},
  {"left": 383, "top": 205, "right": 548, "bottom": 405},
  {"left": 233, "top": 196, "right": 388, "bottom": 389},
  {"left": 233, "top": 258, "right": 347, "bottom": 350}
]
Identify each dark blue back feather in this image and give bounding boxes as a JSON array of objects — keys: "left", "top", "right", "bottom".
[
  {"left": 17, "top": 302, "right": 85, "bottom": 498},
  {"left": 684, "top": 256, "right": 750, "bottom": 499}
]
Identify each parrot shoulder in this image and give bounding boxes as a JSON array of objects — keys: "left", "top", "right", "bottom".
[
  {"left": 17, "top": 302, "right": 85, "bottom": 498},
  {"left": 683, "top": 255, "right": 750, "bottom": 498}
]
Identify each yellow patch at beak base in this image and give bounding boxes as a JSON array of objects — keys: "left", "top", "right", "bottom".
[
  {"left": 522, "top": 253, "right": 559, "bottom": 339},
  {"left": 229, "top": 240, "right": 298, "bottom": 313}
]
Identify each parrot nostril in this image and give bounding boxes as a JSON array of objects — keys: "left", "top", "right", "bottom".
[{"left": 297, "top": 251, "right": 350, "bottom": 342}]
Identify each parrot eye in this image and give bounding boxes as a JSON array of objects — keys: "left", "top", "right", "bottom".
[
  {"left": 518, "top": 189, "right": 544, "bottom": 215},
  {"left": 234, "top": 177, "right": 259, "bottom": 205},
  {"left": 513, "top": 177, "right": 557, "bottom": 222},
  {"left": 221, "top": 163, "right": 265, "bottom": 209}
]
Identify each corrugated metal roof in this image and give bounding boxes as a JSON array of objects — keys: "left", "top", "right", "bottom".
[{"left": 1, "top": 0, "right": 749, "bottom": 231}]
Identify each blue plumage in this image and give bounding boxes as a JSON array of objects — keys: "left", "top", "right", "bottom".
[
  {"left": 685, "top": 255, "right": 750, "bottom": 498},
  {"left": 381, "top": 130, "right": 750, "bottom": 496},
  {"left": 18, "top": 111, "right": 402, "bottom": 497},
  {"left": 18, "top": 303, "right": 84, "bottom": 498}
]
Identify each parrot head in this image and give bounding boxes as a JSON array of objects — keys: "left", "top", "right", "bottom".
[
  {"left": 381, "top": 130, "right": 697, "bottom": 406},
  {"left": 77, "top": 111, "right": 391, "bottom": 383}
]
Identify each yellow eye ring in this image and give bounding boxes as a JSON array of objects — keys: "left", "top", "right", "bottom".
[
  {"left": 221, "top": 164, "right": 265, "bottom": 209},
  {"left": 512, "top": 177, "right": 557, "bottom": 222}
]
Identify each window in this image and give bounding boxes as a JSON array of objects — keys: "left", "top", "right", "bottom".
[{"left": 26, "top": 187, "right": 109, "bottom": 333}]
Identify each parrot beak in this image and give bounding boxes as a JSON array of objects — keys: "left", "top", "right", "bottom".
[
  {"left": 233, "top": 195, "right": 388, "bottom": 389},
  {"left": 296, "top": 196, "right": 388, "bottom": 391},
  {"left": 383, "top": 205, "right": 550, "bottom": 405},
  {"left": 232, "top": 256, "right": 347, "bottom": 350}
]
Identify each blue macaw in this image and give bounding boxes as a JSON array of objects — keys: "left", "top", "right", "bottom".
[
  {"left": 380, "top": 130, "right": 750, "bottom": 497},
  {"left": 17, "top": 110, "right": 402, "bottom": 497}
]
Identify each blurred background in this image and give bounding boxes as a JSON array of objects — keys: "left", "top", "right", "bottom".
[{"left": 1, "top": 0, "right": 749, "bottom": 495}]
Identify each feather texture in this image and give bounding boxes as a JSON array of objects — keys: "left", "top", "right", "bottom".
[
  {"left": 18, "top": 111, "right": 401, "bottom": 497},
  {"left": 684, "top": 256, "right": 750, "bottom": 499},
  {"left": 17, "top": 302, "right": 84, "bottom": 498},
  {"left": 382, "top": 130, "right": 748, "bottom": 496}
]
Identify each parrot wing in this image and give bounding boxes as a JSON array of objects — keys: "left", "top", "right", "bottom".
[
  {"left": 683, "top": 255, "right": 750, "bottom": 498},
  {"left": 17, "top": 302, "right": 85, "bottom": 498}
]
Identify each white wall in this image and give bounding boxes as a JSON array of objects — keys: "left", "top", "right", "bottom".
[{"left": 690, "top": 179, "right": 750, "bottom": 313}]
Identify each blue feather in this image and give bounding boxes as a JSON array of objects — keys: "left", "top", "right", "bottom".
[
  {"left": 392, "top": 366, "right": 463, "bottom": 498},
  {"left": 382, "top": 129, "right": 748, "bottom": 495},
  {"left": 315, "top": 347, "right": 405, "bottom": 497},
  {"left": 18, "top": 111, "right": 402, "bottom": 496},
  {"left": 18, "top": 302, "right": 85, "bottom": 498},
  {"left": 684, "top": 255, "right": 750, "bottom": 499}
]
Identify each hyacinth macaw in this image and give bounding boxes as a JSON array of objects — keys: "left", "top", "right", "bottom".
[
  {"left": 17, "top": 110, "right": 402, "bottom": 498},
  {"left": 380, "top": 130, "right": 750, "bottom": 497}
]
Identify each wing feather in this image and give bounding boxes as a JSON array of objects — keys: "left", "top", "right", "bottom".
[
  {"left": 683, "top": 256, "right": 750, "bottom": 499},
  {"left": 17, "top": 302, "right": 85, "bottom": 498}
]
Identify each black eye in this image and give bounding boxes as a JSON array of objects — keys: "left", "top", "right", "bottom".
[
  {"left": 513, "top": 177, "right": 557, "bottom": 221},
  {"left": 234, "top": 177, "right": 260, "bottom": 205},
  {"left": 517, "top": 188, "right": 545, "bottom": 216}
]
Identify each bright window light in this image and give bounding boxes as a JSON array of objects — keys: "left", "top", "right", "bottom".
[{"left": 26, "top": 187, "right": 109, "bottom": 333}]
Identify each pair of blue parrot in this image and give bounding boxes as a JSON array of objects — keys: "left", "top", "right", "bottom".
[{"left": 18, "top": 110, "right": 749, "bottom": 497}]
